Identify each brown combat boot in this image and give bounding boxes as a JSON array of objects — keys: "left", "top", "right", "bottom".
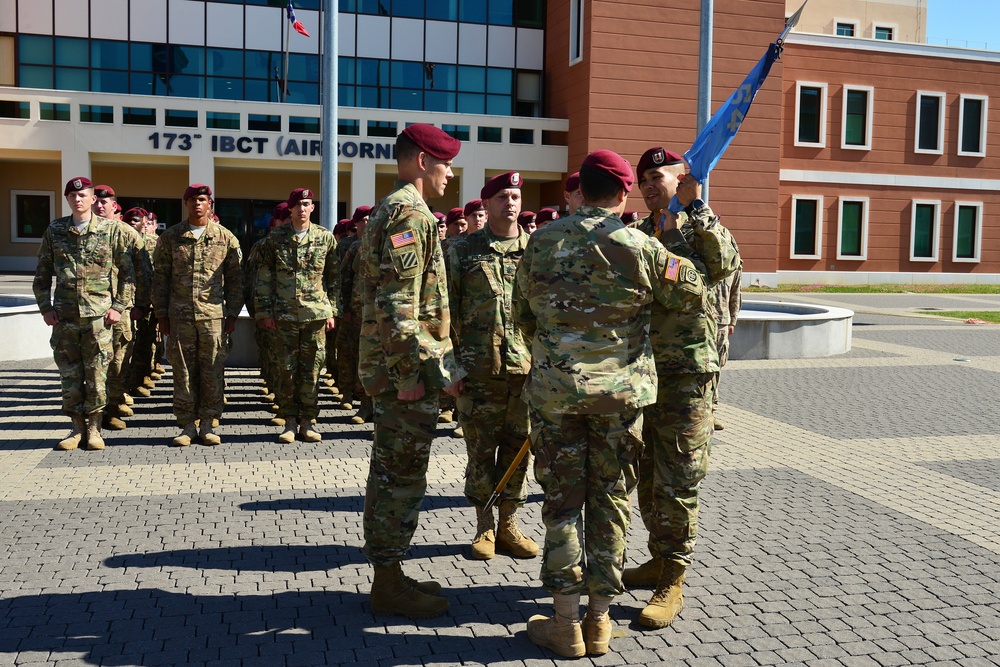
[
  {"left": 117, "top": 403, "right": 134, "bottom": 417},
  {"left": 583, "top": 594, "right": 613, "bottom": 656},
  {"left": 142, "top": 376, "right": 156, "bottom": 389},
  {"left": 298, "top": 422, "right": 322, "bottom": 443},
  {"left": 103, "top": 407, "right": 127, "bottom": 431},
  {"left": 277, "top": 420, "right": 297, "bottom": 444},
  {"left": 496, "top": 501, "right": 539, "bottom": 558},
  {"left": 370, "top": 562, "right": 448, "bottom": 619},
  {"left": 86, "top": 413, "right": 105, "bottom": 450},
  {"left": 638, "top": 561, "right": 686, "bottom": 628},
  {"left": 172, "top": 423, "right": 198, "bottom": 447},
  {"left": 527, "top": 593, "right": 585, "bottom": 658},
  {"left": 269, "top": 416, "right": 285, "bottom": 427},
  {"left": 622, "top": 556, "right": 663, "bottom": 587},
  {"left": 122, "top": 392, "right": 134, "bottom": 406},
  {"left": 199, "top": 421, "right": 221, "bottom": 446},
  {"left": 134, "top": 385, "right": 151, "bottom": 398},
  {"left": 57, "top": 414, "right": 86, "bottom": 451},
  {"left": 470, "top": 506, "right": 496, "bottom": 560}
]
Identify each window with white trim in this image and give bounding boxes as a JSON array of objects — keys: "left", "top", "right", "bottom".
[
  {"left": 569, "top": 0, "right": 584, "bottom": 65},
  {"left": 915, "top": 91, "right": 946, "bottom": 154},
  {"left": 791, "top": 195, "right": 823, "bottom": 259},
  {"left": 11, "top": 190, "right": 55, "bottom": 242},
  {"left": 953, "top": 202, "right": 983, "bottom": 262},
  {"left": 958, "top": 94, "right": 988, "bottom": 157},
  {"left": 795, "top": 82, "right": 827, "bottom": 147},
  {"left": 874, "top": 25, "right": 894, "bottom": 40},
  {"left": 910, "top": 200, "right": 940, "bottom": 261},
  {"left": 837, "top": 197, "right": 868, "bottom": 260},
  {"left": 835, "top": 21, "right": 857, "bottom": 37},
  {"left": 842, "top": 85, "right": 873, "bottom": 150}
]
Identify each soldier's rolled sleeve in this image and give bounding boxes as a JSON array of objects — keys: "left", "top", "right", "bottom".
[
  {"left": 151, "top": 235, "right": 171, "bottom": 319},
  {"left": 222, "top": 235, "right": 244, "bottom": 318},
  {"left": 33, "top": 231, "right": 55, "bottom": 315}
]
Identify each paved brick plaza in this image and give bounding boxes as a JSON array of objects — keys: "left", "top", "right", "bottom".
[{"left": 2, "top": 292, "right": 1000, "bottom": 667}]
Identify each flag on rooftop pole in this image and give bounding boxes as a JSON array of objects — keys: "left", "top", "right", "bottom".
[{"left": 287, "top": 1, "right": 311, "bottom": 37}]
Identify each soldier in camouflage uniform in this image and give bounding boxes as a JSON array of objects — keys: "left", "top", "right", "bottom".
[
  {"left": 152, "top": 184, "right": 243, "bottom": 447},
  {"left": 712, "top": 262, "right": 742, "bottom": 430},
  {"left": 122, "top": 207, "right": 158, "bottom": 413},
  {"left": 513, "top": 151, "right": 708, "bottom": 658},
  {"left": 446, "top": 171, "right": 537, "bottom": 561},
  {"left": 34, "top": 177, "right": 135, "bottom": 451},
  {"left": 255, "top": 188, "right": 339, "bottom": 443},
  {"left": 437, "top": 206, "right": 469, "bottom": 431},
  {"left": 323, "top": 218, "right": 353, "bottom": 396},
  {"left": 358, "top": 124, "right": 465, "bottom": 620},
  {"left": 338, "top": 206, "right": 372, "bottom": 425},
  {"left": 623, "top": 146, "right": 741, "bottom": 630},
  {"left": 244, "top": 202, "right": 290, "bottom": 427},
  {"left": 563, "top": 172, "right": 583, "bottom": 216}
]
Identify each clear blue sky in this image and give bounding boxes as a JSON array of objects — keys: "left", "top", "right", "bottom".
[{"left": 926, "top": 0, "right": 999, "bottom": 49}]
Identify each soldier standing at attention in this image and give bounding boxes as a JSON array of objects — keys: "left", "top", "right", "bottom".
[
  {"left": 152, "top": 184, "right": 242, "bottom": 447},
  {"left": 447, "top": 171, "right": 537, "bottom": 562},
  {"left": 338, "top": 205, "right": 372, "bottom": 425},
  {"left": 358, "top": 124, "right": 464, "bottom": 619},
  {"left": 513, "top": 150, "right": 707, "bottom": 658},
  {"left": 463, "top": 198, "right": 488, "bottom": 234},
  {"left": 534, "top": 207, "right": 560, "bottom": 231},
  {"left": 255, "top": 188, "right": 339, "bottom": 443},
  {"left": 34, "top": 177, "right": 135, "bottom": 451},
  {"left": 623, "top": 146, "right": 740, "bottom": 629},
  {"left": 562, "top": 172, "right": 583, "bottom": 215},
  {"left": 122, "top": 207, "right": 158, "bottom": 413},
  {"left": 443, "top": 203, "right": 469, "bottom": 246}
]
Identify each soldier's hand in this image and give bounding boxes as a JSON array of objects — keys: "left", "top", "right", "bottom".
[
  {"left": 325, "top": 317, "right": 336, "bottom": 332},
  {"left": 676, "top": 174, "right": 702, "bottom": 207},
  {"left": 257, "top": 317, "right": 276, "bottom": 331},
  {"left": 130, "top": 306, "right": 146, "bottom": 321},
  {"left": 158, "top": 318, "right": 171, "bottom": 336},
  {"left": 728, "top": 324, "right": 735, "bottom": 335},
  {"left": 42, "top": 311, "right": 59, "bottom": 326},
  {"left": 224, "top": 315, "right": 237, "bottom": 334},
  {"left": 397, "top": 381, "right": 426, "bottom": 402},
  {"left": 443, "top": 379, "right": 464, "bottom": 398},
  {"left": 104, "top": 309, "right": 122, "bottom": 327}
]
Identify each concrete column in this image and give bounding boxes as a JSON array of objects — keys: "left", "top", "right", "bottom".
[
  {"left": 60, "top": 149, "right": 92, "bottom": 216},
  {"left": 188, "top": 150, "right": 215, "bottom": 190},
  {"left": 460, "top": 165, "right": 485, "bottom": 206},
  {"left": 350, "top": 162, "right": 377, "bottom": 211}
]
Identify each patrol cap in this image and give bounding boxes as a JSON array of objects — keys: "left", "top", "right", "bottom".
[
  {"left": 64, "top": 176, "right": 93, "bottom": 195},
  {"left": 463, "top": 199, "right": 485, "bottom": 217},
  {"left": 536, "top": 208, "right": 560, "bottom": 224},
  {"left": 123, "top": 207, "right": 147, "bottom": 223},
  {"left": 351, "top": 205, "right": 372, "bottom": 225},
  {"left": 580, "top": 150, "right": 634, "bottom": 193},
  {"left": 445, "top": 207, "right": 465, "bottom": 226},
  {"left": 287, "top": 188, "right": 314, "bottom": 208},
  {"left": 273, "top": 202, "right": 290, "bottom": 221},
  {"left": 636, "top": 146, "right": 685, "bottom": 178},
  {"left": 621, "top": 210, "right": 641, "bottom": 224},
  {"left": 93, "top": 184, "right": 116, "bottom": 199},
  {"left": 564, "top": 172, "right": 580, "bottom": 192},
  {"left": 183, "top": 183, "right": 212, "bottom": 201},
  {"left": 517, "top": 211, "right": 536, "bottom": 227},
  {"left": 481, "top": 171, "right": 522, "bottom": 200},
  {"left": 399, "top": 123, "right": 462, "bottom": 160}
]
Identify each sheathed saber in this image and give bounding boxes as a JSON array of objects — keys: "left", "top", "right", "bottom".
[{"left": 481, "top": 437, "right": 532, "bottom": 514}]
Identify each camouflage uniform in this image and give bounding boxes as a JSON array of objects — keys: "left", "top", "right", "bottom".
[
  {"left": 151, "top": 221, "right": 242, "bottom": 426},
  {"left": 634, "top": 203, "right": 740, "bottom": 567},
  {"left": 338, "top": 236, "right": 365, "bottom": 409},
  {"left": 128, "top": 231, "right": 159, "bottom": 393},
  {"left": 243, "top": 236, "right": 279, "bottom": 397},
  {"left": 106, "top": 222, "right": 149, "bottom": 412},
  {"left": 513, "top": 205, "right": 707, "bottom": 596},
  {"left": 359, "top": 181, "right": 464, "bottom": 567},
  {"left": 254, "top": 224, "right": 339, "bottom": 423},
  {"left": 327, "top": 234, "right": 356, "bottom": 383},
  {"left": 446, "top": 226, "right": 531, "bottom": 507},
  {"left": 33, "top": 215, "right": 135, "bottom": 416},
  {"left": 712, "top": 263, "right": 742, "bottom": 404}
]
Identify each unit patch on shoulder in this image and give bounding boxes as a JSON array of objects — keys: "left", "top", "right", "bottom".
[
  {"left": 681, "top": 265, "right": 699, "bottom": 285},
  {"left": 665, "top": 256, "right": 681, "bottom": 282},
  {"left": 391, "top": 230, "right": 416, "bottom": 248},
  {"left": 398, "top": 250, "right": 418, "bottom": 271}
]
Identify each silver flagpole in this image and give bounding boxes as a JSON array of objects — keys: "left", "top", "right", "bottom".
[
  {"left": 319, "top": 0, "right": 338, "bottom": 231},
  {"left": 697, "top": 0, "right": 713, "bottom": 202}
]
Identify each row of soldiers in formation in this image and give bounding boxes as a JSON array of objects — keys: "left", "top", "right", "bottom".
[{"left": 33, "top": 124, "right": 742, "bottom": 659}]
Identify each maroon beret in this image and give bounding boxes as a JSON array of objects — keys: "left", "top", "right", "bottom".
[
  {"left": 400, "top": 123, "right": 462, "bottom": 160},
  {"left": 445, "top": 207, "right": 465, "bottom": 226},
  {"left": 123, "top": 207, "right": 147, "bottom": 223},
  {"left": 351, "top": 205, "right": 372, "bottom": 225},
  {"left": 636, "top": 146, "right": 685, "bottom": 179},
  {"left": 148, "top": 211, "right": 157, "bottom": 222},
  {"left": 333, "top": 219, "right": 349, "bottom": 234},
  {"left": 581, "top": 150, "right": 634, "bottom": 193},
  {"left": 463, "top": 199, "right": 485, "bottom": 217},
  {"left": 113, "top": 201, "right": 122, "bottom": 213},
  {"left": 536, "top": 208, "right": 560, "bottom": 224},
  {"left": 517, "top": 211, "right": 536, "bottom": 227},
  {"left": 433, "top": 211, "right": 446, "bottom": 222},
  {"left": 272, "top": 202, "right": 290, "bottom": 221},
  {"left": 621, "top": 210, "right": 641, "bottom": 224},
  {"left": 183, "top": 183, "right": 212, "bottom": 201},
  {"left": 287, "top": 187, "right": 314, "bottom": 208},
  {"left": 64, "top": 176, "right": 93, "bottom": 196},
  {"left": 93, "top": 184, "right": 115, "bottom": 199},
  {"left": 564, "top": 172, "right": 580, "bottom": 192},
  {"left": 481, "top": 171, "right": 522, "bottom": 200}
]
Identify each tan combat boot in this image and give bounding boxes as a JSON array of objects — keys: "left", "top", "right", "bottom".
[
  {"left": 470, "top": 506, "right": 496, "bottom": 560},
  {"left": 172, "top": 423, "right": 198, "bottom": 447},
  {"left": 453, "top": 426, "right": 465, "bottom": 439},
  {"left": 527, "top": 592, "right": 585, "bottom": 658},
  {"left": 134, "top": 385, "right": 151, "bottom": 398},
  {"left": 57, "top": 414, "right": 87, "bottom": 451},
  {"left": 370, "top": 562, "right": 448, "bottom": 619},
  {"left": 117, "top": 403, "right": 134, "bottom": 417},
  {"left": 200, "top": 421, "right": 221, "bottom": 446},
  {"left": 496, "top": 501, "right": 539, "bottom": 558},
  {"left": 298, "top": 422, "right": 322, "bottom": 443},
  {"left": 583, "top": 594, "right": 613, "bottom": 656},
  {"left": 278, "top": 420, "right": 297, "bottom": 444},
  {"left": 154, "top": 363, "right": 165, "bottom": 375},
  {"left": 149, "top": 370, "right": 162, "bottom": 381},
  {"left": 622, "top": 556, "right": 663, "bottom": 587},
  {"left": 437, "top": 409, "right": 453, "bottom": 424},
  {"left": 104, "top": 407, "right": 127, "bottom": 431},
  {"left": 638, "top": 560, "right": 686, "bottom": 628},
  {"left": 122, "top": 392, "right": 134, "bottom": 406},
  {"left": 142, "top": 376, "right": 156, "bottom": 389},
  {"left": 269, "top": 416, "right": 285, "bottom": 427},
  {"left": 86, "top": 413, "right": 105, "bottom": 450}
]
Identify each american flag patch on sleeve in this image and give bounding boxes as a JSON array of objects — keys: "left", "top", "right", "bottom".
[
  {"left": 391, "top": 230, "right": 416, "bottom": 248},
  {"left": 666, "top": 256, "right": 681, "bottom": 281}
]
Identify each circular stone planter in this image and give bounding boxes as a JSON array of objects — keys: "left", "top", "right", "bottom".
[{"left": 729, "top": 300, "right": 854, "bottom": 360}]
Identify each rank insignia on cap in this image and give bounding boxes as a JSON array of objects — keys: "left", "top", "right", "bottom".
[
  {"left": 652, "top": 149, "right": 665, "bottom": 165},
  {"left": 666, "top": 256, "right": 681, "bottom": 281},
  {"left": 73, "top": 179, "right": 83, "bottom": 190},
  {"left": 511, "top": 172, "right": 521, "bottom": 186},
  {"left": 391, "top": 230, "right": 416, "bottom": 248}
]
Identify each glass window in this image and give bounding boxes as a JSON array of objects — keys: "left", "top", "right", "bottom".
[
  {"left": 13, "top": 192, "right": 54, "bottom": 240},
  {"left": 458, "top": 66, "right": 486, "bottom": 92},
  {"left": 911, "top": 202, "right": 938, "bottom": 260},
  {"left": 357, "top": 59, "right": 389, "bottom": 86},
  {"left": 487, "top": 94, "right": 511, "bottom": 115},
  {"left": 245, "top": 51, "right": 280, "bottom": 79},
  {"left": 426, "top": 0, "right": 458, "bottom": 20},
  {"left": 391, "top": 61, "right": 423, "bottom": 87},
  {"left": 55, "top": 38, "right": 88, "bottom": 67},
  {"left": 55, "top": 68, "right": 89, "bottom": 91},
  {"left": 959, "top": 96, "right": 986, "bottom": 155},
  {"left": 357, "top": 0, "right": 384, "bottom": 14},
  {"left": 338, "top": 84, "right": 356, "bottom": 106},
  {"left": 792, "top": 197, "right": 821, "bottom": 258},
  {"left": 796, "top": 84, "right": 824, "bottom": 145},
  {"left": 165, "top": 109, "right": 198, "bottom": 128},
  {"left": 166, "top": 74, "right": 205, "bottom": 98},
  {"left": 286, "top": 82, "right": 319, "bottom": 105},
  {"left": 459, "top": 0, "right": 487, "bottom": 23},
  {"left": 287, "top": 53, "right": 320, "bottom": 81},
  {"left": 19, "top": 65, "right": 54, "bottom": 89},
  {"left": 356, "top": 86, "right": 383, "bottom": 108},
  {"left": 249, "top": 114, "right": 281, "bottom": 132},
  {"left": 0, "top": 101, "right": 30, "bottom": 119},
  {"left": 875, "top": 26, "right": 893, "bottom": 40},
  {"left": 429, "top": 63, "right": 456, "bottom": 91},
  {"left": 836, "top": 22, "right": 855, "bottom": 37},
  {"left": 510, "top": 128, "right": 533, "bottom": 144},
  {"left": 245, "top": 79, "right": 274, "bottom": 102},
  {"left": 490, "top": 0, "right": 514, "bottom": 25},
  {"left": 207, "top": 48, "right": 243, "bottom": 77},
  {"left": 367, "top": 120, "right": 397, "bottom": 137},
  {"left": 487, "top": 68, "right": 513, "bottom": 94},
  {"left": 339, "top": 119, "right": 361, "bottom": 136},
  {"left": 339, "top": 0, "right": 357, "bottom": 11},
  {"left": 208, "top": 112, "right": 240, "bottom": 130},
  {"left": 569, "top": 0, "right": 584, "bottom": 62},
  {"left": 19, "top": 35, "right": 53, "bottom": 65},
  {"left": 843, "top": 87, "right": 871, "bottom": 149},
  {"left": 954, "top": 204, "right": 981, "bottom": 261},
  {"left": 916, "top": 92, "right": 944, "bottom": 153},
  {"left": 338, "top": 57, "right": 355, "bottom": 84},
  {"left": 91, "top": 40, "right": 128, "bottom": 69},
  {"left": 80, "top": 105, "right": 113, "bottom": 123},
  {"left": 478, "top": 126, "right": 502, "bottom": 143},
  {"left": 206, "top": 77, "right": 244, "bottom": 101},
  {"left": 39, "top": 103, "right": 70, "bottom": 121},
  {"left": 123, "top": 107, "right": 156, "bottom": 125},
  {"left": 130, "top": 43, "right": 153, "bottom": 71},
  {"left": 92, "top": 69, "right": 129, "bottom": 93},
  {"left": 390, "top": 88, "right": 423, "bottom": 110},
  {"left": 442, "top": 125, "right": 470, "bottom": 141},
  {"left": 516, "top": 0, "right": 545, "bottom": 28},
  {"left": 839, "top": 199, "right": 866, "bottom": 258},
  {"left": 458, "top": 92, "right": 485, "bottom": 114},
  {"left": 289, "top": 116, "right": 320, "bottom": 133},
  {"left": 392, "top": 0, "right": 424, "bottom": 18},
  {"left": 425, "top": 90, "right": 456, "bottom": 112}
]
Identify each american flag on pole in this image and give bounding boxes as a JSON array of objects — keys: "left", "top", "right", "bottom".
[{"left": 287, "top": 2, "right": 310, "bottom": 37}]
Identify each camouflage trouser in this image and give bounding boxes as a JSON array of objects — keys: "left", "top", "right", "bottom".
[
  {"left": 325, "top": 328, "right": 338, "bottom": 381},
  {"left": 166, "top": 318, "right": 227, "bottom": 425},
  {"left": 254, "top": 325, "right": 279, "bottom": 392},
  {"left": 712, "top": 326, "right": 731, "bottom": 405},
  {"left": 51, "top": 316, "right": 112, "bottom": 416},
  {"left": 274, "top": 319, "right": 326, "bottom": 422},
  {"left": 106, "top": 316, "right": 134, "bottom": 407},
  {"left": 637, "top": 372, "right": 714, "bottom": 568},
  {"left": 530, "top": 406, "right": 643, "bottom": 597},
  {"left": 457, "top": 374, "right": 530, "bottom": 507},
  {"left": 363, "top": 389, "right": 440, "bottom": 567},
  {"left": 128, "top": 312, "right": 157, "bottom": 393},
  {"left": 336, "top": 318, "right": 362, "bottom": 402}
]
